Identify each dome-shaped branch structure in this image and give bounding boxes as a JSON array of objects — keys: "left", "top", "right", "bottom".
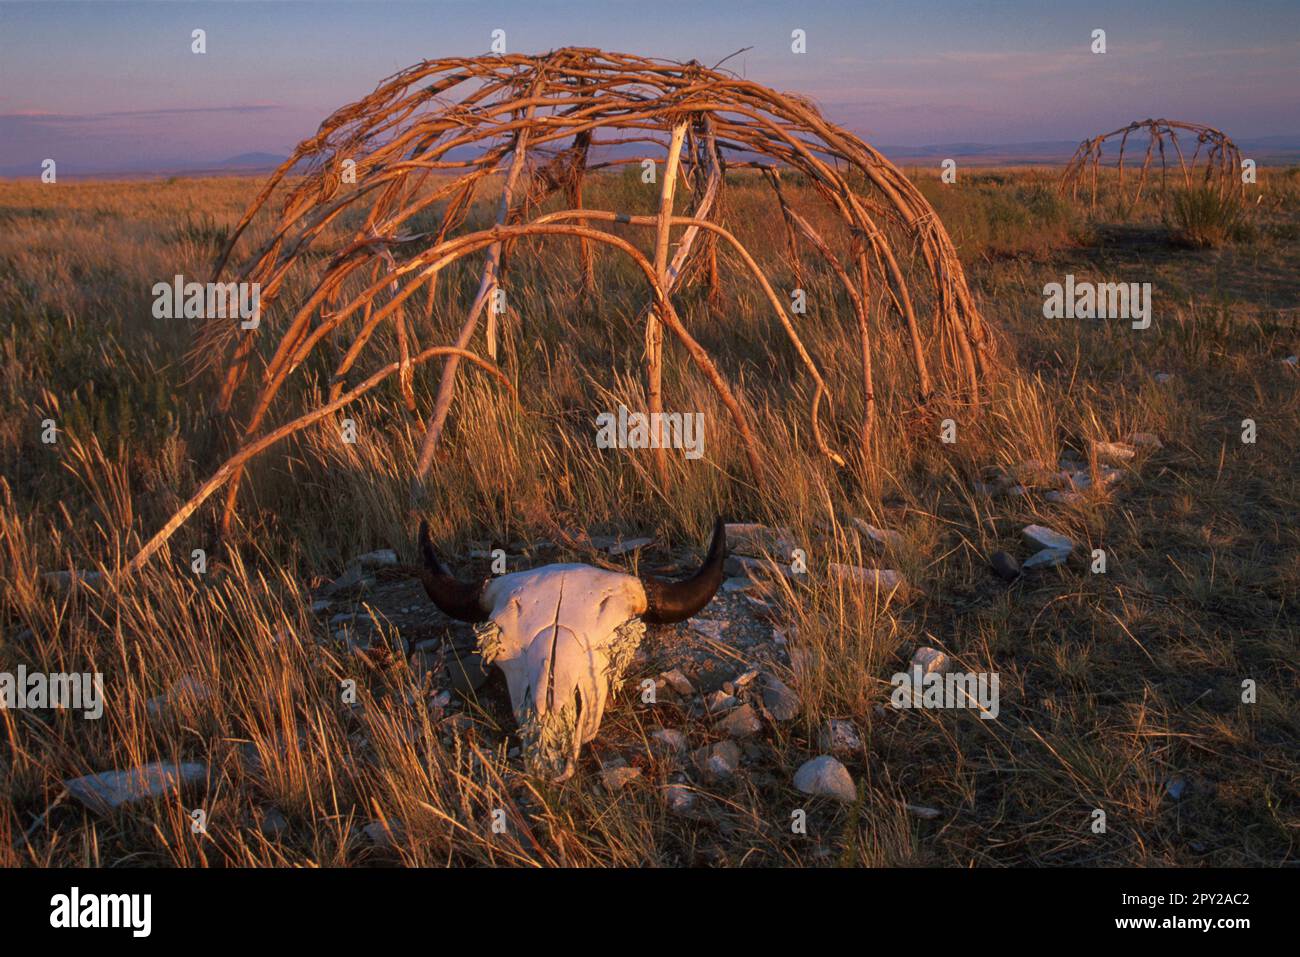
[
  {"left": 128, "top": 48, "right": 995, "bottom": 572},
  {"left": 1061, "top": 118, "right": 1243, "bottom": 210}
]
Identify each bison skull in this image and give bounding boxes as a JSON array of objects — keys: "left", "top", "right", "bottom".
[{"left": 418, "top": 519, "right": 726, "bottom": 779}]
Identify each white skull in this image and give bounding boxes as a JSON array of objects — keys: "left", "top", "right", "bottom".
[
  {"left": 418, "top": 520, "right": 725, "bottom": 779},
  {"left": 476, "top": 565, "right": 647, "bottom": 779}
]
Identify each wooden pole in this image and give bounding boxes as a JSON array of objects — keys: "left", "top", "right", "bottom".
[{"left": 648, "top": 122, "right": 688, "bottom": 487}]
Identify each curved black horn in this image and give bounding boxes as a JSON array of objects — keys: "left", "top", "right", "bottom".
[
  {"left": 640, "top": 517, "right": 727, "bottom": 624},
  {"left": 417, "top": 521, "right": 489, "bottom": 623}
]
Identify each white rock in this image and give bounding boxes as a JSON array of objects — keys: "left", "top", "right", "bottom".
[
  {"left": 607, "top": 537, "right": 654, "bottom": 556},
  {"left": 1045, "top": 490, "right": 1084, "bottom": 505},
  {"left": 259, "top": 807, "right": 290, "bottom": 839},
  {"left": 659, "top": 669, "right": 695, "bottom": 696},
  {"left": 650, "top": 728, "right": 688, "bottom": 757},
  {"left": 905, "top": 803, "right": 941, "bottom": 820},
  {"left": 852, "top": 519, "right": 904, "bottom": 552},
  {"left": 760, "top": 673, "right": 799, "bottom": 721},
  {"left": 715, "top": 702, "right": 762, "bottom": 738},
  {"left": 828, "top": 563, "right": 907, "bottom": 595},
  {"left": 694, "top": 740, "right": 741, "bottom": 780},
  {"left": 818, "top": 719, "right": 862, "bottom": 755},
  {"left": 65, "top": 762, "right": 207, "bottom": 815},
  {"left": 355, "top": 549, "right": 398, "bottom": 568},
  {"left": 145, "top": 676, "right": 212, "bottom": 718},
  {"left": 793, "top": 756, "right": 856, "bottom": 803},
  {"left": 689, "top": 619, "right": 729, "bottom": 641},
  {"left": 725, "top": 554, "right": 799, "bottom": 581},
  {"left": 725, "top": 523, "right": 796, "bottom": 558},
  {"left": 665, "top": 783, "right": 698, "bottom": 814},
  {"left": 732, "top": 669, "right": 760, "bottom": 688},
  {"left": 1091, "top": 440, "right": 1136, "bottom": 463},
  {"left": 721, "top": 576, "right": 754, "bottom": 593},
  {"left": 1154, "top": 372, "right": 1173, "bottom": 383},
  {"left": 601, "top": 765, "right": 642, "bottom": 793},
  {"left": 705, "top": 690, "right": 737, "bottom": 713},
  {"left": 1022, "top": 524, "right": 1073, "bottom": 552},
  {"left": 1023, "top": 547, "right": 1072, "bottom": 570},
  {"left": 911, "top": 647, "right": 949, "bottom": 675},
  {"left": 362, "top": 819, "right": 404, "bottom": 848},
  {"left": 1127, "top": 432, "right": 1163, "bottom": 450},
  {"left": 41, "top": 570, "right": 103, "bottom": 591}
]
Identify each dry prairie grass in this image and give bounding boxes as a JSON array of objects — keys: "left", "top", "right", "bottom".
[{"left": 0, "top": 167, "right": 1296, "bottom": 866}]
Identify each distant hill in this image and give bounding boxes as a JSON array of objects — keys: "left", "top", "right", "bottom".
[{"left": 3, "top": 138, "right": 1297, "bottom": 181}]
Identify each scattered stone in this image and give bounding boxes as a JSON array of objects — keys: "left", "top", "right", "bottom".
[
  {"left": 323, "top": 563, "right": 365, "bottom": 595},
  {"left": 259, "top": 807, "right": 290, "bottom": 839},
  {"left": 693, "top": 740, "right": 741, "bottom": 780},
  {"left": 1022, "top": 547, "right": 1072, "bottom": 570},
  {"left": 1282, "top": 355, "right": 1298, "bottom": 367},
  {"left": 905, "top": 803, "right": 941, "bottom": 820},
  {"left": 362, "top": 819, "right": 404, "bottom": 849},
  {"left": 689, "top": 619, "right": 729, "bottom": 641},
  {"left": 309, "top": 598, "right": 333, "bottom": 614},
  {"left": 446, "top": 648, "right": 491, "bottom": 695},
  {"left": 793, "top": 756, "right": 856, "bottom": 803},
  {"left": 733, "top": 669, "right": 760, "bottom": 688},
  {"left": 41, "top": 570, "right": 103, "bottom": 592},
  {"left": 1022, "top": 524, "right": 1074, "bottom": 552},
  {"left": 1060, "top": 470, "right": 1092, "bottom": 491},
  {"left": 990, "top": 550, "right": 1020, "bottom": 582},
  {"left": 650, "top": 728, "right": 688, "bottom": 758},
  {"left": 601, "top": 765, "right": 642, "bottom": 793},
  {"left": 715, "top": 702, "right": 762, "bottom": 738},
  {"left": 659, "top": 668, "right": 695, "bottom": 696},
  {"left": 1091, "top": 440, "right": 1136, "bottom": 464},
  {"left": 725, "top": 523, "right": 796, "bottom": 558},
  {"left": 705, "top": 690, "right": 737, "bottom": 713},
  {"left": 818, "top": 719, "right": 862, "bottom": 756},
  {"left": 911, "top": 647, "right": 949, "bottom": 675},
  {"left": 725, "top": 554, "right": 798, "bottom": 581},
  {"left": 665, "top": 783, "right": 698, "bottom": 815},
  {"left": 1154, "top": 372, "right": 1173, "bottom": 384},
  {"left": 852, "top": 519, "right": 904, "bottom": 552},
  {"left": 1165, "top": 776, "right": 1187, "bottom": 800},
  {"left": 145, "top": 676, "right": 212, "bottom": 718},
  {"left": 1045, "top": 490, "right": 1084, "bottom": 506},
  {"left": 65, "top": 762, "right": 207, "bottom": 816},
  {"left": 1127, "top": 432, "right": 1163, "bottom": 450},
  {"left": 760, "top": 673, "right": 799, "bottom": 721},
  {"left": 827, "top": 563, "right": 907, "bottom": 595},
  {"left": 355, "top": 549, "right": 398, "bottom": 568},
  {"left": 607, "top": 537, "right": 654, "bottom": 556},
  {"left": 721, "top": 576, "right": 754, "bottom": 593}
]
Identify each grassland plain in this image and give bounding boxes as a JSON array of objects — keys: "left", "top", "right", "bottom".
[{"left": 0, "top": 166, "right": 1296, "bottom": 866}]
